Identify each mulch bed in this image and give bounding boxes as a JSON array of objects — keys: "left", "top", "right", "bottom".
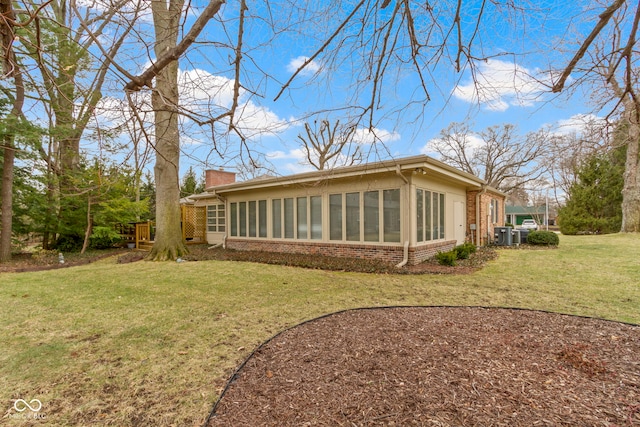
[{"left": 206, "top": 307, "right": 640, "bottom": 426}]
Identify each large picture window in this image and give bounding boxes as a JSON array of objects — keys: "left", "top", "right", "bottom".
[
  {"left": 270, "top": 196, "right": 322, "bottom": 240},
  {"left": 229, "top": 200, "right": 267, "bottom": 238}
]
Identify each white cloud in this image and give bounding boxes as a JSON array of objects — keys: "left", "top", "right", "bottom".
[
  {"left": 266, "top": 148, "right": 314, "bottom": 174},
  {"left": 91, "top": 68, "right": 291, "bottom": 149},
  {"left": 421, "top": 133, "right": 484, "bottom": 159},
  {"left": 286, "top": 56, "right": 322, "bottom": 76},
  {"left": 179, "top": 69, "right": 239, "bottom": 110},
  {"left": 352, "top": 127, "right": 401, "bottom": 145},
  {"left": 551, "top": 113, "right": 606, "bottom": 136},
  {"left": 453, "top": 59, "right": 548, "bottom": 111}
]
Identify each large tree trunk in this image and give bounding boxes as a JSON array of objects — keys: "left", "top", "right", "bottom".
[
  {"left": 0, "top": 0, "right": 24, "bottom": 262},
  {"left": 0, "top": 139, "right": 15, "bottom": 262},
  {"left": 147, "top": 0, "right": 187, "bottom": 261},
  {"left": 621, "top": 110, "right": 640, "bottom": 232}
]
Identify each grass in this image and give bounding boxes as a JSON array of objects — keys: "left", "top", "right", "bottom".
[{"left": 1, "top": 233, "right": 639, "bottom": 426}]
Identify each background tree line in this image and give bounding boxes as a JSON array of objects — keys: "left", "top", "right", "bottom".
[{"left": 1, "top": 1, "right": 639, "bottom": 262}]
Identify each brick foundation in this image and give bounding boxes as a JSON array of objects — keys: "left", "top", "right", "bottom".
[{"left": 226, "top": 239, "right": 456, "bottom": 266}]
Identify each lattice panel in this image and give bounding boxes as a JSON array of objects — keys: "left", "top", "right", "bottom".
[{"left": 182, "top": 205, "right": 206, "bottom": 242}]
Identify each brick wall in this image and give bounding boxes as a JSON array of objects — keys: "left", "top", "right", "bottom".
[
  {"left": 205, "top": 169, "right": 236, "bottom": 188},
  {"left": 466, "top": 189, "right": 505, "bottom": 245},
  {"left": 226, "top": 239, "right": 456, "bottom": 265}
]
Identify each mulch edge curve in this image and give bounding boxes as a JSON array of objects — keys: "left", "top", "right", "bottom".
[{"left": 203, "top": 305, "right": 639, "bottom": 426}]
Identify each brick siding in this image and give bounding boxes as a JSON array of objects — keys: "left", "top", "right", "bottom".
[{"left": 226, "top": 239, "right": 456, "bottom": 265}]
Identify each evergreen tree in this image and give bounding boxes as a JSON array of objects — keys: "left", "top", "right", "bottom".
[
  {"left": 180, "top": 166, "right": 204, "bottom": 198},
  {"left": 559, "top": 146, "right": 625, "bottom": 235}
]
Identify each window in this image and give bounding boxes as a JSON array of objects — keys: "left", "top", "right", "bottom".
[
  {"left": 272, "top": 199, "right": 282, "bottom": 238},
  {"left": 416, "top": 189, "right": 423, "bottom": 242},
  {"left": 284, "top": 198, "right": 294, "bottom": 238},
  {"left": 239, "top": 202, "right": 247, "bottom": 237},
  {"left": 230, "top": 203, "right": 238, "bottom": 236},
  {"left": 425, "top": 191, "right": 432, "bottom": 240},
  {"left": 439, "top": 193, "right": 445, "bottom": 239},
  {"left": 491, "top": 198, "right": 499, "bottom": 224},
  {"left": 310, "top": 196, "right": 322, "bottom": 240},
  {"left": 207, "top": 204, "right": 225, "bottom": 232},
  {"left": 329, "top": 194, "right": 342, "bottom": 241},
  {"left": 416, "top": 188, "right": 445, "bottom": 242},
  {"left": 432, "top": 192, "right": 439, "bottom": 239},
  {"left": 383, "top": 189, "right": 400, "bottom": 242},
  {"left": 230, "top": 200, "right": 266, "bottom": 238},
  {"left": 364, "top": 191, "right": 379, "bottom": 242},
  {"left": 259, "top": 200, "right": 267, "bottom": 238},
  {"left": 297, "top": 197, "right": 308, "bottom": 238},
  {"left": 248, "top": 201, "right": 257, "bottom": 237},
  {"left": 346, "top": 192, "right": 360, "bottom": 241}
]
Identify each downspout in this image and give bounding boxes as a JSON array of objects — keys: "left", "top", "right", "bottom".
[
  {"left": 395, "top": 165, "right": 410, "bottom": 268},
  {"left": 396, "top": 241, "right": 410, "bottom": 268}
]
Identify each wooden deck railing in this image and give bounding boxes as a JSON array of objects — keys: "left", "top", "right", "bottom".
[{"left": 135, "top": 221, "right": 153, "bottom": 249}]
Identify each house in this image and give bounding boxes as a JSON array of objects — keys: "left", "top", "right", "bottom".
[
  {"left": 506, "top": 205, "right": 553, "bottom": 227},
  {"left": 189, "top": 155, "right": 505, "bottom": 266}
]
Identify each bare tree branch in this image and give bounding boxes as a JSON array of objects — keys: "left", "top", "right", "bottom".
[
  {"left": 124, "top": 0, "right": 225, "bottom": 91},
  {"left": 552, "top": 0, "right": 626, "bottom": 93}
]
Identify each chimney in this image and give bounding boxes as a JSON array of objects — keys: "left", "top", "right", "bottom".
[{"left": 205, "top": 168, "right": 236, "bottom": 188}]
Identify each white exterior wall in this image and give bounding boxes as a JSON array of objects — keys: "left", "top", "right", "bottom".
[
  {"left": 195, "top": 171, "right": 469, "bottom": 248},
  {"left": 410, "top": 173, "right": 467, "bottom": 246}
]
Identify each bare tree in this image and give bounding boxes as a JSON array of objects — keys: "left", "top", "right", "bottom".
[
  {"left": 543, "top": 119, "right": 611, "bottom": 204},
  {"left": 297, "top": 119, "right": 360, "bottom": 170},
  {"left": 124, "top": 0, "right": 225, "bottom": 260},
  {"left": 430, "top": 122, "right": 550, "bottom": 193},
  {"left": 552, "top": 0, "right": 640, "bottom": 232}
]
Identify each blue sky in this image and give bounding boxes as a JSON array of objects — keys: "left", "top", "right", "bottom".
[{"left": 90, "top": 0, "right": 613, "bottom": 182}]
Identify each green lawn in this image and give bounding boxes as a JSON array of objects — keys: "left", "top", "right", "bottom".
[{"left": 1, "top": 233, "right": 638, "bottom": 425}]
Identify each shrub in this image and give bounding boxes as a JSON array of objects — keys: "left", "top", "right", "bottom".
[
  {"left": 454, "top": 242, "right": 477, "bottom": 260},
  {"left": 55, "top": 234, "right": 83, "bottom": 252},
  {"left": 90, "top": 227, "right": 122, "bottom": 249},
  {"left": 527, "top": 230, "right": 559, "bottom": 246},
  {"left": 435, "top": 250, "right": 457, "bottom": 266}
]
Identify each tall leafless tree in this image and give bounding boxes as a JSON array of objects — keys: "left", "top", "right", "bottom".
[
  {"left": 429, "top": 122, "right": 550, "bottom": 194},
  {"left": 297, "top": 119, "right": 361, "bottom": 170}
]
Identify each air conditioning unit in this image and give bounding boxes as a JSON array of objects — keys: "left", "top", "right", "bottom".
[{"left": 494, "top": 226, "right": 513, "bottom": 246}]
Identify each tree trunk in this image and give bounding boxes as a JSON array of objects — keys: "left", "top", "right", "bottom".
[
  {"left": 0, "top": 0, "right": 24, "bottom": 262},
  {"left": 621, "top": 112, "right": 640, "bottom": 232},
  {"left": 0, "top": 140, "right": 15, "bottom": 262},
  {"left": 147, "top": 0, "right": 187, "bottom": 261}
]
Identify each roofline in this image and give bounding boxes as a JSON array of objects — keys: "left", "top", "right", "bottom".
[{"left": 191, "top": 155, "right": 499, "bottom": 198}]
